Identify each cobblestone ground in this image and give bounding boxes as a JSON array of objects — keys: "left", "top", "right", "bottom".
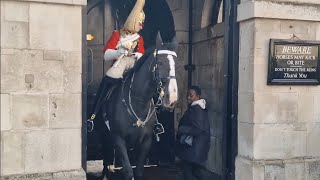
[{"left": 86, "top": 160, "right": 184, "bottom": 180}]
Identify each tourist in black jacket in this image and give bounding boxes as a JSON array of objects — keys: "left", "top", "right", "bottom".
[{"left": 175, "top": 86, "right": 210, "bottom": 180}]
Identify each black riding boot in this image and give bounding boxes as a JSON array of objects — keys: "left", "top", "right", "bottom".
[{"left": 89, "top": 76, "right": 121, "bottom": 120}]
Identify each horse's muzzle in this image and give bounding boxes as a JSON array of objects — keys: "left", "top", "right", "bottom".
[
  {"left": 170, "top": 100, "right": 177, "bottom": 108},
  {"left": 163, "top": 97, "right": 177, "bottom": 109},
  {"left": 163, "top": 78, "right": 178, "bottom": 108}
]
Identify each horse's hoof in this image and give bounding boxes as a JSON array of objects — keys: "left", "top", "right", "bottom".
[{"left": 107, "top": 165, "right": 115, "bottom": 172}]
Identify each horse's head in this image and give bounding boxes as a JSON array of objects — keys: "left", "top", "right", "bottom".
[{"left": 153, "top": 47, "right": 178, "bottom": 109}]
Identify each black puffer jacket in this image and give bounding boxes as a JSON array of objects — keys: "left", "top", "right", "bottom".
[{"left": 175, "top": 100, "right": 210, "bottom": 165}]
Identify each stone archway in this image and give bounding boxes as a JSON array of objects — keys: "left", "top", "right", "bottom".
[
  {"left": 192, "top": 0, "right": 223, "bottom": 30},
  {"left": 201, "top": 0, "right": 215, "bottom": 28}
]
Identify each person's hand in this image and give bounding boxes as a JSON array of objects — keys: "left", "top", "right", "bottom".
[{"left": 117, "top": 48, "right": 128, "bottom": 56}]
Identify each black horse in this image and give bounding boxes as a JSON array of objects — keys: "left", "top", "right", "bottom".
[{"left": 95, "top": 44, "right": 178, "bottom": 180}]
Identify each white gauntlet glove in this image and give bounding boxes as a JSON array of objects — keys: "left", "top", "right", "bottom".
[
  {"left": 104, "top": 48, "right": 128, "bottom": 62},
  {"left": 117, "top": 48, "right": 128, "bottom": 56}
]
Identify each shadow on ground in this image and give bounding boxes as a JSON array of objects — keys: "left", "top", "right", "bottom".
[
  {"left": 87, "top": 165, "right": 183, "bottom": 180},
  {"left": 86, "top": 160, "right": 221, "bottom": 180}
]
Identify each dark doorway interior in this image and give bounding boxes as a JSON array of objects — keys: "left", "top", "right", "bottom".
[
  {"left": 149, "top": 110, "right": 175, "bottom": 165},
  {"left": 85, "top": 0, "right": 176, "bottom": 165},
  {"left": 83, "top": 1, "right": 239, "bottom": 180}
]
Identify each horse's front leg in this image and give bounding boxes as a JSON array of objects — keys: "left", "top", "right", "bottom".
[
  {"left": 134, "top": 134, "right": 153, "bottom": 180},
  {"left": 113, "top": 136, "right": 133, "bottom": 180}
]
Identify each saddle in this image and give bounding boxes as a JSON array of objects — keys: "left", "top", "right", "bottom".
[{"left": 89, "top": 70, "right": 133, "bottom": 126}]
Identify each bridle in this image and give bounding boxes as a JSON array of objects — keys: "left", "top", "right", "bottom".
[
  {"left": 153, "top": 49, "right": 177, "bottom": 107},
  {"left": 122, "top": 48, "right": 177, "bottom": 127}
]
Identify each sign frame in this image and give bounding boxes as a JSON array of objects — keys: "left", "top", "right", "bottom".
[{"left": 267, "top": 39, "right": 320, "bottom": 85}]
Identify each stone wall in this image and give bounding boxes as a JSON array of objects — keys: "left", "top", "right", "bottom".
[
  {"left": 237, "top": 0, "right": 320, "bottom": 179},
  {"left": 192, "top": 23, "right": 225, "bottom": 175},
  {"left": 166, "top": 0, "right": 189, "bottom": 130},
  {"left": 0, "top": 0, "right": 86, "bottom": 179}
]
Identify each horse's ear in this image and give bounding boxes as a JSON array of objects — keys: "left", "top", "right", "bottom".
[
  {"left": 163, "top": 35, "right": 178, "bottom": 51},
  {"left": 156, "top": 32, "right": 178, "bottom": 51},
  {"left": 155, "top": 32, "right": 163, "bottom": 49}
]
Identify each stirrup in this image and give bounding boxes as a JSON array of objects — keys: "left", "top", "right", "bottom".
[
  {"left": 87, "top": 119, "right": 94, "bottom": 132},
  {"left": 154, "top": 122, "right": 165, "bottom": 135}
]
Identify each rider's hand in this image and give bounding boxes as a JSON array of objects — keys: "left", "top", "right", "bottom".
[{"left": 117, "top": 48, "right": 128, "bottom": 56}]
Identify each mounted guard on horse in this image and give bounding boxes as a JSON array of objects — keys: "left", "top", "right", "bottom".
[
  {"left": 88, "top": 0, "right": 146, "bottom": 127},
  {"left": 87, "top": 0, "right": 178, "bottom": 179}
]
